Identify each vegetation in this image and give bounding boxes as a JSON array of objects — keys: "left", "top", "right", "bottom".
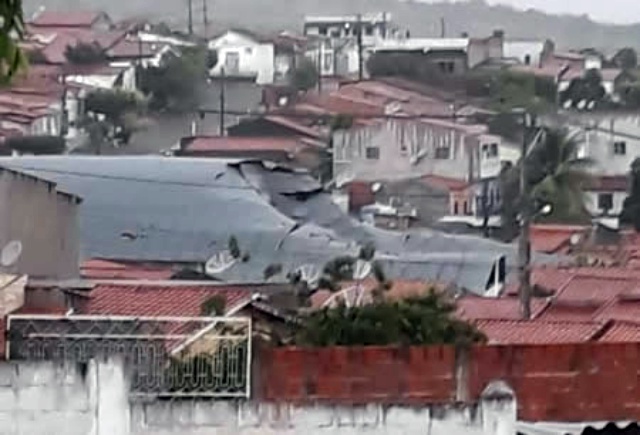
[
  {"left": 200, "top": 295, "right": 227, "bottom": 316},
  {"left": 137, "top": 45, "right": 211, "bottom": 112},
  {"left": 64, "top": 42, "right": 106, "bottom": 65},
  {"left": 612, "top": 47, "right": 638, "bottom": 70},
  {"left": 0, "top": 0, "right": 25, "bottom": 83},
  {"left": 489, "top": 70, "right": 556, "bottom": 113},
  {"left": 295, "top": 290, "right": 486, "bottom": 347},
  {"left": 6, "top": 136, "right": 65, "bottom": 155},
  {"left": 499, "top": 127, "right": 593, "bottom": 238},
  {"left": 367, "top": 52, "right": 442, "bottom": 84},
  {"left": 291, "top": 57, "right": 318, "bottom": 91},
  {"left": 560, "top": 69, "right": 606, "bottom": 109},
  {"left": 620, "top": 159, "right": 640, "bottom": 231}
]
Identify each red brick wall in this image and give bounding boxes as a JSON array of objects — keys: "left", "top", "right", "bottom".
[{"left": 256, "top": 343, "right": 640, "bottom": 422}]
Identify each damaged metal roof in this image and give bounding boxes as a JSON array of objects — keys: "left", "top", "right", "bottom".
[{"left": 0, "top": 156, "right": 556, "bottom": 294}]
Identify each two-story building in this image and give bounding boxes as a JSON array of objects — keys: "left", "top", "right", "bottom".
[{"left": 332, "top": 118, "right": 520, "bottom": 183}]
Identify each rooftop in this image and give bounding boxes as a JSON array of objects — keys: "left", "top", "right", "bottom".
[
  {"left": 180, "top": 136, "right": 310, "bottom": 154},
  {"left": 29, "top": 10, "right": 108, "bottom": 28}
]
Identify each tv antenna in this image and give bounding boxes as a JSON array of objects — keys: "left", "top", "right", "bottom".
[{"left": 295, "top": 264, "right": 321, "bottom": 289}]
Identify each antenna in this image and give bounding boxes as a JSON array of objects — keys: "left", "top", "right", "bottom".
[
  {"left": 204, "top": 250, "right": 237, "bottom": 275},
  {"left": 0, "top": 240, "right": 22, "bottom": 268},
  {"left": 296, "top": 264, "right": 320, "bottom": 289},
  {"left": 353, "top": 259, "right": 372, "bottom": 281}
]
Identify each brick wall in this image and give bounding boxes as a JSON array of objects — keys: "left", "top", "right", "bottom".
[{"left": 257, "top": 343, "right": 640, "bottom": 422}]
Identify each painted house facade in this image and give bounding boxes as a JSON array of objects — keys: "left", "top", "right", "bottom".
[{"left": 332, "top": 119, "right": 519, "bottom": 182}]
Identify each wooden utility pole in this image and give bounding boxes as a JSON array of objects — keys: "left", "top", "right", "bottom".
[
  {"left": 219, "top": 68, "right": 226, "bottom": 136},
  {"left": 356, "top": 13, "right": 364, "bottom": 81},
  {"left": 187, "top": 0, "right": 194, "bottom": 35}
]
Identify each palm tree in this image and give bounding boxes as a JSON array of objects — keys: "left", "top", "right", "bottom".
[
  {"left": 526, "top": 127, "right": 594, "bottom": 223},
  {"left": 500, "top": 127, "right": 593, "bottom": 232},
  {"left": 1, "top": 0, "right": 25, "bottom": 83}
]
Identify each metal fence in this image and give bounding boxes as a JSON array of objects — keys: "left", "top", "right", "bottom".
[{"left": 6, "top": 315, "right": 252, "bottom": 398}]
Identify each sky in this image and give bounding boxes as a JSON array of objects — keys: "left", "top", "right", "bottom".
[{"left": 487, "top": 0, "right": 640, "bottom": 24}]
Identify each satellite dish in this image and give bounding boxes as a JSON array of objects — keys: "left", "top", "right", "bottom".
[
  {"left": 587, "top": 100, "right": 596, "bottom": 110},
  {"left": 563, "top": 100, "right": 573, "bottom": 109},
  {"left": 569, "top": 233, "right": 582, "bottom": 246},
  {"left": 204, "top": 250, "right": 237, "bottom": 275},
  {"left": 296, "top": 264, "right": 320, "bottom": 288},
  {"left": 577, "top": 99, "right": 587, "bottom": 110},
  {"left": 353, "top": 259, "right": 372, "bottom": 281},
  {"left": 1, "top": 240, "right": 22, "bottom": 267},
  {"left": 371, "top": 182, "right": 382, "bottom": 193}
]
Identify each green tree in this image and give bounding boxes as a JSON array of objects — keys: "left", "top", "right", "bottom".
[
  {"left": 6, "top": 136, "right": 65, "bottom": 155},
  {"left": 500, "top": 127, "right": 593, "bottom": 232},
  {"left": 366, "top": 52, "right": 442, "bottom": 84},
  {"left": 612, "top": 47, "right": 638, "bottom": 70},
  {"left": 0, "top": 0, "right": 25, "bottom": 83},
  {"left": 295, "top": 290, "right": 486, "bottom": 347},
  {"left": 85, "top": 89, "right": 141, "bottom": 123},
  {"left": 137, "top": 45, "right": 208, "bottom": 112},
  {"left": 560, "top": 69, "right": 606, "bottom": 108},
  {"left": 620, "top": 159, "right": 640, "bottom": 231},
  {"left": 291, "top": 57, "right": 318, "bottom": 91}
]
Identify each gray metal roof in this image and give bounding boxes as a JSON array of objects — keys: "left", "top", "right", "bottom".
[{"left": 0, "top": 156, "right": 556, "bottom": 294}]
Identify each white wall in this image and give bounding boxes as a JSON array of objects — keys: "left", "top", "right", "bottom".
[
  {"left": 578, "top": 116, "right": 640, "bottom": 176},
  {"left": 585, "top": 191, "right": 626, "bottom": 217},
  {"left": 209, "top": 31, "right": 275, "bottom": 84},
  {"left": 0, "top": 358, "right": 516, "bottom": 435},
  {"left": 503, "top": 41, "right": 544, "bottom": 66}
]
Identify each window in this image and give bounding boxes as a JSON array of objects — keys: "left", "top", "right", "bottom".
[
  {"left": 438, "top": 61, "right": 455, "bottom": 74},
  {"left": 365, "top": 25, "right": 374, "bottom": 36},
  {"left": 323, "top": 53, "right": 333, "bottom": 71},
  {"left": 613, "top": 141, "right": 627, "bottom": 155},
  {"left": 524, "top": 54, "right": 531, "bottom": 65},
  {"left": 318, "top": 26, "right": 328, "bottom": 36},
  {"left": 453, "top": 201, "right": 459, "bottom": 215},
  {"left": 435, "top": 145, "right": 451, "bottom": 159},
  {"left": 365, "top": 147, "right": 380, "bottom": 160},
  {"left": 598, "top": 193, "right": 614, "bottom": 212},
  {"left": 244, "top": 47, "right": 253, "bottom": 54},
  {"left": 482, "top": 143, "right": 499, "bottom": 159},
  {"left": 330, "top": 29, "right": 341, "bottom": 38}
]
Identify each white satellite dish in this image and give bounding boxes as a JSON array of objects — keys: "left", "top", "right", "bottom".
[
  {"left": 204, "top": 250, "right": 237, "bottom": 275},
  {"left": 353, "top": 259, "right": 372, "bottom": 281},
  {"left": 577, "top": 99, "right": 587, "bottom": 110},
  {"left": 1, "top": 240, "right": 22, "bottom": 267},
  {"left": 371, "top": 182, "right": 382, "bottom": 193},
  {"left": 587, "top": 100, "right": 596, "bottom": 111},
  {"left": 296, "top": 264, "right": 321, "bottom": 289},
  {"left": 563, "top": 100, "right": 573, "bottom": 109}
]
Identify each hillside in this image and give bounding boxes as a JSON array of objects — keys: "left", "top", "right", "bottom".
[{"left": 24, "top": 0, "right": 640, "bottom": 51}]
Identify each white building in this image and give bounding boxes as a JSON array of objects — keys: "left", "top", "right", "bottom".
[
  {"left": 503, "top": 40, "right": 546, "bottom": 66},
  {"left": 208, "top": 29, "right": 279, "bottom": 85}
]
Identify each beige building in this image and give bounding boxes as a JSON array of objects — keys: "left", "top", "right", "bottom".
[{"left": 0, "top": 166, "right": 81, "bottom": 279}]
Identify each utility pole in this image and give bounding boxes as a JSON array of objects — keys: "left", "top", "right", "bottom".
[
  {"left": 440, "top": 17, "right": 446, "bottom": 38},
  {"left": 356, "top": 13, "right": 364, "bottom": 81},
  {"left": 187, "top": 0, "right": 194, "bottom": 35},
  {"left": 219, "top": 68, "right": 226, "bottom": 136},
  {"left": 317, "top": 42, "right": 322, "bottom": 93},
  {"left": 481, "top": 179, "right": 490, "bottom": 238},
  {"left": 518, "top": 111, "right": 532, "bottom": 320},
  {"left": 202, "top": 0, "right": 209, "bottom": 37},
  {"left": 59, "top": 73, "right": 68, "bottom": 139}
]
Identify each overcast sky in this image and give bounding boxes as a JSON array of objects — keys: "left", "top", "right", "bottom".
[{"left": 486, "top": 0, "right": 640, "bottom": 24}]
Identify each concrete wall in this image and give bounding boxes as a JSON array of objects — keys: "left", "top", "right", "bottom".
[
  {"left": 209, "top": 31, "right": 275, "bottom": 84},
  {"left": 0, "top": 358, "right": 128, "bottom": 435},
  {"left": 0, "top": 168, "right": 80, "bottom": 279},
  {"left": 503, "top": 41, "right": 545, "bottom": 66}
]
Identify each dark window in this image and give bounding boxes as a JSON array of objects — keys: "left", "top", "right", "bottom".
[
  {"left": 482, "top": 143, "right": 499, "bottom": 159},
  {"left": 366, "top": 147, "right": 380, "bottom": 160},
  {"left": 613, "top": 141, "right": 627, "bottom": 155},
  {"left": 435, "top": 146, "right": 451, "bottom": 159},
  {"left": 598, "top": 193, "right": 613, "bottom": 212},
  {"left": 330, "top": 29, "right": 340, "bottom": 38},
  {"left": 453, "top": 201, "right": 459, "bottom": 215},
  {"left": 524, "top": 54, "right": 531, "bottom": 65},
  {"left": 365, "top": 25, "right": 374, "bottom": 36},
  {"left": 318, "top": 26, "right": 328, "bottom": 35},
  {"left": 438, "top": 61, "right": 455, "bottom": 74}
]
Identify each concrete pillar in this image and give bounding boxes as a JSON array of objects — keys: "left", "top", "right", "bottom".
[
  {"left": 480, "top": 380, "right": 517, "bottom": 435},
  {"left": 90, "top": 357, "right": 130, "bottom": 435}
]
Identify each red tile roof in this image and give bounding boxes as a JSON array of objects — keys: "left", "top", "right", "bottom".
[
  {"left": 30, "top": 11, "right": 107, "bottom": 28},
  {"left": 456, "top": 296, "right": 549, "bottom": 321},
  {"left": 530, "top": 224, "right": 588, "bottom": 255},
  {"left": 556, "top": 276, "right": 635, "bottom": 304},
  {"left": 476, "top": 319, "right": 604, "bottom": 344},
  {"left": 183, "top": 136, "right": 305, "bottom": 154},
  {"left": 264, "top": 115, "right": 326, "bottom": 139},
  {"left": 79, "top": 283, "right": 252, "bottom": 317},
  {"left": 81, "top": 259, "right": 175, "bottom": 280},
  {"left": 346, "top": 180, "right": 376, "bottom": 212},
  {"left": 589, "top": 175, "right": 628, "bottom": 192},
  {"left": 598, "top": 321, "right": 640, "bottom": 343},
  {"left": 422, "top": 174, "right": 468, "bottom": 192},
  {"left": 107, "top": 39, "right": 165, "bottom": 58}
]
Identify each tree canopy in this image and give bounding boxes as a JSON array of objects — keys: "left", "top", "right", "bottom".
[
  {"left": 295, "top": 290, "right": 486, "bottom": 347},
  {"left": 291, "top": 57, "right": 318, "bottom": 91},
  {"left": 64, "top": 42, "right": 106, "bottom": 65},
  {"left": 620, "top": 158, "right": 640, "bottom": 231},
  {"left": 612, "top": 47, "right": 638, "bottom": 70},
  {"left": 560, "top": 69, "right": 607, "bottom": 109},
  {"left": 0, "top": 0, "right": 26, "bottom": 83}
]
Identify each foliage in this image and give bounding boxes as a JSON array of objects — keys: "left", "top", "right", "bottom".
[
  {"left": 295, "top": 290, "right": 486, "bottom": 347},
  {"left": 291, "top": 57, "right": 318, "bottom": 91},
  {"left": 200, "top": 295, "right": 227, "bottom": 316},
  {"left": 499, "top": 127, "right": 593, "bottom": 232},
  {"left": 489, "top": 70, "right": 555, "bottom": 113},
  {"left": 367, "top": 52, "right": 442, "bottom": 83},
  {"left": 612, "top": 47, "right": 638, "bottom": 70},
  {"left": 137, "top": 45, "right": 208, "bottom": 112},
  {"left": 263, "top": 263, "right": 283, "bottom": 280},
  {"left": 6, "top": 135, "right": 65, "bottom": 155},
  {"left": 329, "top": 113, "right": 354, "bottom": 131},
  {"left": 620, "top": 158, "right": 640, "bottom": 231},
  {"left": 0, "top": 0, "right": 26, "bottom": 83},
  {"left": 64, "top": 42, "right": 106, "bottom": 65},
  {"left": 228, "top": 236, "right": 241, "bottom": 259},
  {"left": 617, "top": 82, "right": 640, "bottom": 109},
  {"left": 85, "top": 89, "right": 141, "bottom": 123},
  {"left": 560, "top": 69, "right": 606, "bottom": 108}
]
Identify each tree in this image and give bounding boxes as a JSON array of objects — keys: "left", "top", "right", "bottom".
[
  {"left": 366, "top": 52, "right": 443, "bottom": 85},
  {"left": 291, "top": 57, "right": 318, "bottom": 91},
  {"left": 64, "top": 42, "right": 106, "bottom": 65},
  {"left": 137, "top": 44, "right": 209, "bottom": 112},
  {"left": 0, "top": 0, "right": 25, "bottom": 83},
  {"left": 85, "top": 89, "right": 141, "bottom": 123},
  {"left": 620, "top": 159, "right": 640, "bottom": 231},
  {"left": 560, "top": 69, "right": 606, "bottom": 108},
  {"left": 295, "top": 290, "right": 486, "bottom": 347},
  {"left": 499, "top": 127, "right": 593, "bottom": 233},
  {"left": 612, "top": 47, "right": 638, "bottom": 70}
]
